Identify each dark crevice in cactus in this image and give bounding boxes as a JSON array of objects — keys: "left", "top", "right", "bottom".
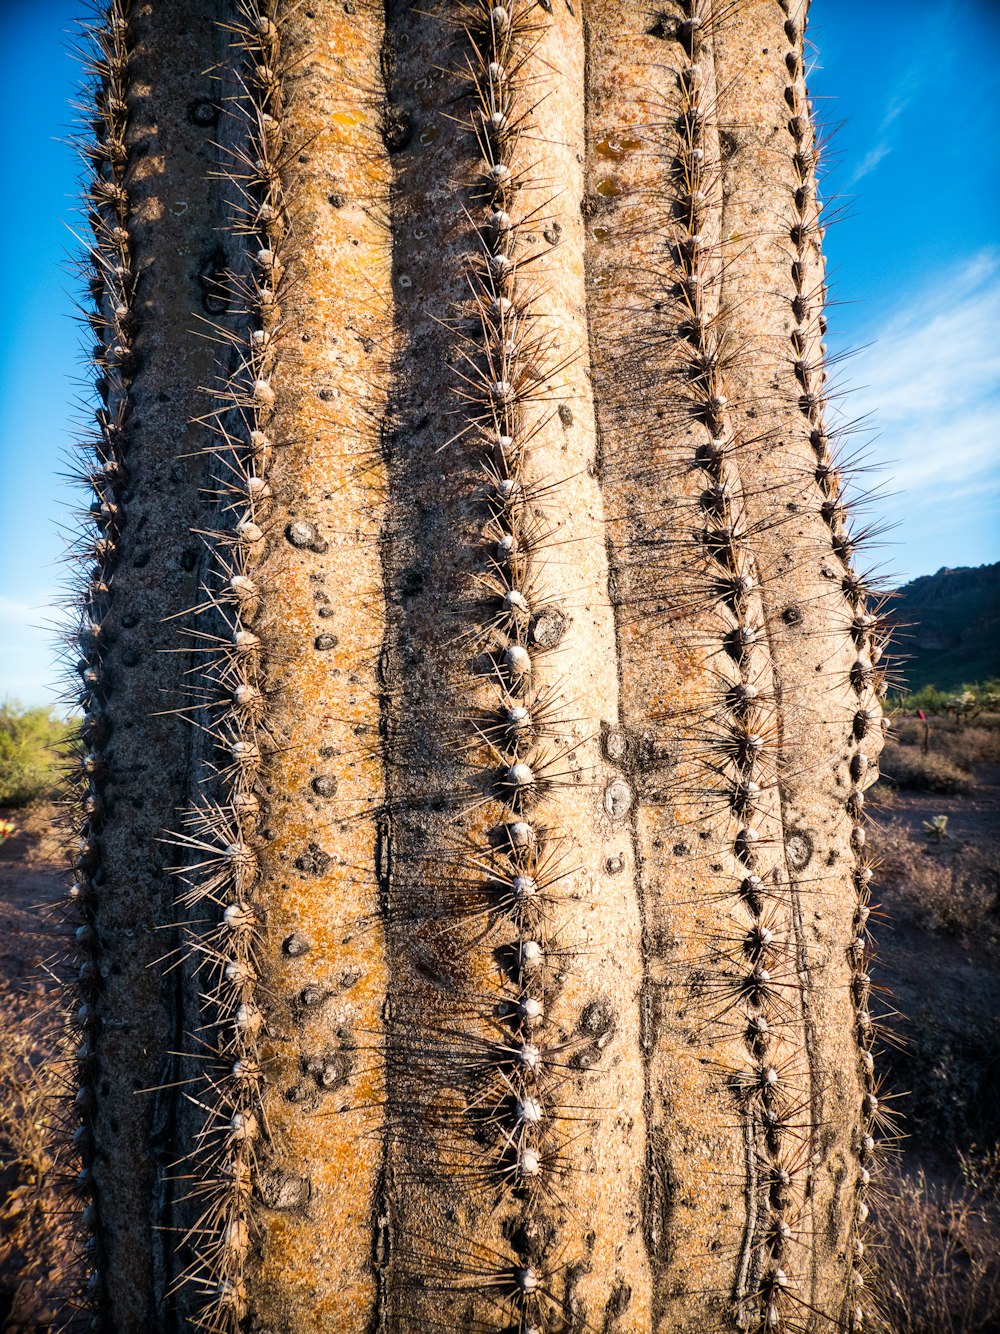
[
  {"left": 373, "top": 443, "right": 395, "bottom": 1325},
  {"left": 369, "top": 1157, "right": 393, "bottom": 1334},
  {"left": 379, "top": 5, "right": 485, "bottom": 1312}
]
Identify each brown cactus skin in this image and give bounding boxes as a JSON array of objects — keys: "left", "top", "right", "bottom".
[
  {"left": 65, "top": 2, "right": 234, "bottom": 1325},
  {"left": 63, "top": 0, "right": 886, "bottom": 1330}
]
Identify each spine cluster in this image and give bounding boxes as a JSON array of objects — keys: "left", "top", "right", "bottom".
[
  {"left": 63, "top": 0, "right": 135, "bottom": 1319},
  {"left": 163, "top": 4, "right": 286, "bottom": 1326},
  {"left": 443, "top": 0, "right": 574, "bottom": 1320},
  {"left": 777, "top": 2, "right": 887, "bottom": 1324},
  {"left": 665, "top": 6, "right": 809, "bottom": 1328}
]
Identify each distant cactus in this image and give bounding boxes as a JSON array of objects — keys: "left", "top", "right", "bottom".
[{"left": 62, "top": 0, "right": 889, "bottom": 1330}]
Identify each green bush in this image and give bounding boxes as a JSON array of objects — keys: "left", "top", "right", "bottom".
[
  {"left": 892, "top": 679, "right": 1000, "bottom": 716},
  {"left": 0, "top": 702, "right": 74, "bottom": 807},
  {"left": 893, "top": 683, "right": 952, "bottom": 715}
]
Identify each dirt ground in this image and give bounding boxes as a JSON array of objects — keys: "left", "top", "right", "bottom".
[
  {"left": 0, "top": 804, "right": 75, "bottom": 1328},
  {"left": 871, "top": 761, "right": 1000, "bottom": 1162}
]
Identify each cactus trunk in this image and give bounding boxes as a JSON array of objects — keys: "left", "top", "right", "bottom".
[{"left": 66, "top": 0, "right": 885, "bottom": 1330}]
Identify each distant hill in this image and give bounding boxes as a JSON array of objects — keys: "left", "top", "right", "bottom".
[{"left": 886, "top": 562, "right": 1000, "bottom": 693}]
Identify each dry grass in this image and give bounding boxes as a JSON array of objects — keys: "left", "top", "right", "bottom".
[
  {"left": 871, "top": 1169, "right": 1000, "bottom": 1334},
  {"left": 882, "top": 712, "right": 1000, "bottom": 795},
  {"left": 960, "top": 1142, "right": 1000, "bottom": 1204},
  {"left": 0, "top": 989, "right": 73, "bottom": 1328},
  {"left": 880, "top": 740, "right": 976, "bottom": 794},
  {"left": 871, "top": 819, "right": 1000, "bottom": 1151},
  {"left": 939, "top": 721, "right": 1000, "bottom": 768}
]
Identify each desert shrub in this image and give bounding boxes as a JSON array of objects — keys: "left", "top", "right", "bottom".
[
  {"left": 875, "top": 822, "right": 1000, "bottom": 942},
  {"left": 0, "top": 703, "right": 73, "bottom": 807},
  {"left": 871, "top": 1169, "right": 1000, "bottom": 1334},
  {"left": 880, "top": 739, "right": 976, "bottom": 794},
  {"left": 895, "top": 683, "right": 954, "bottom": 715},
  {"left": 892, "top": 680, "right": 1000, "bottom": 719}
]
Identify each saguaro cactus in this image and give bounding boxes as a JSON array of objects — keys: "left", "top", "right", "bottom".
[{"left": 64, "top": 0, "right": 888, "bottom": 1329}]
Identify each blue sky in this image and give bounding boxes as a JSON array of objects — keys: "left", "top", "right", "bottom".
[{"left": 1, "top": 0, "right": 998, "bottom": 708}]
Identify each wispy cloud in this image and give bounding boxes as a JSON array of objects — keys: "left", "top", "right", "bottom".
[
  {"left": 0, "top": 592, "right": 57, "bottom": 628},
  {"left": 848, "top": 144, "right": 892, "bottom": 184},
  {"left": 832, "top": 251, "right": 1000, "bottom": 576},
  {"left": 0, "top": 591, "right": 61, "bottom": 706},
  {"left": 845, "top": 64, "right": 923, "bottom": 185}
]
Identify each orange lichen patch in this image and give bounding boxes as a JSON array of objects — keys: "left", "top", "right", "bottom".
[{"left": 240, "top": 4, "right": 392, "bottom": 1329}]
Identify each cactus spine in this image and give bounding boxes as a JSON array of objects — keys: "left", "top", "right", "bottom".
[{"left": 61, "top": 0, "right": 887, "bottom": 1329}]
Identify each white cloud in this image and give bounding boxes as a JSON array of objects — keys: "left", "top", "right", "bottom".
[
  {"left": 0, "top": 590, "right": 62, "bottom": 707},
  {"left": 847, "top": 143, "right": 892, "bottom": 185},
  {"left": 830, "top": 251, "right": 1000, "bottom": 576},
  {"left": 844, "top": 61, "right": 924, "bottom": 186},
  {"left": 0, "top": 593, "right": 47, "bottom": 626}
]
